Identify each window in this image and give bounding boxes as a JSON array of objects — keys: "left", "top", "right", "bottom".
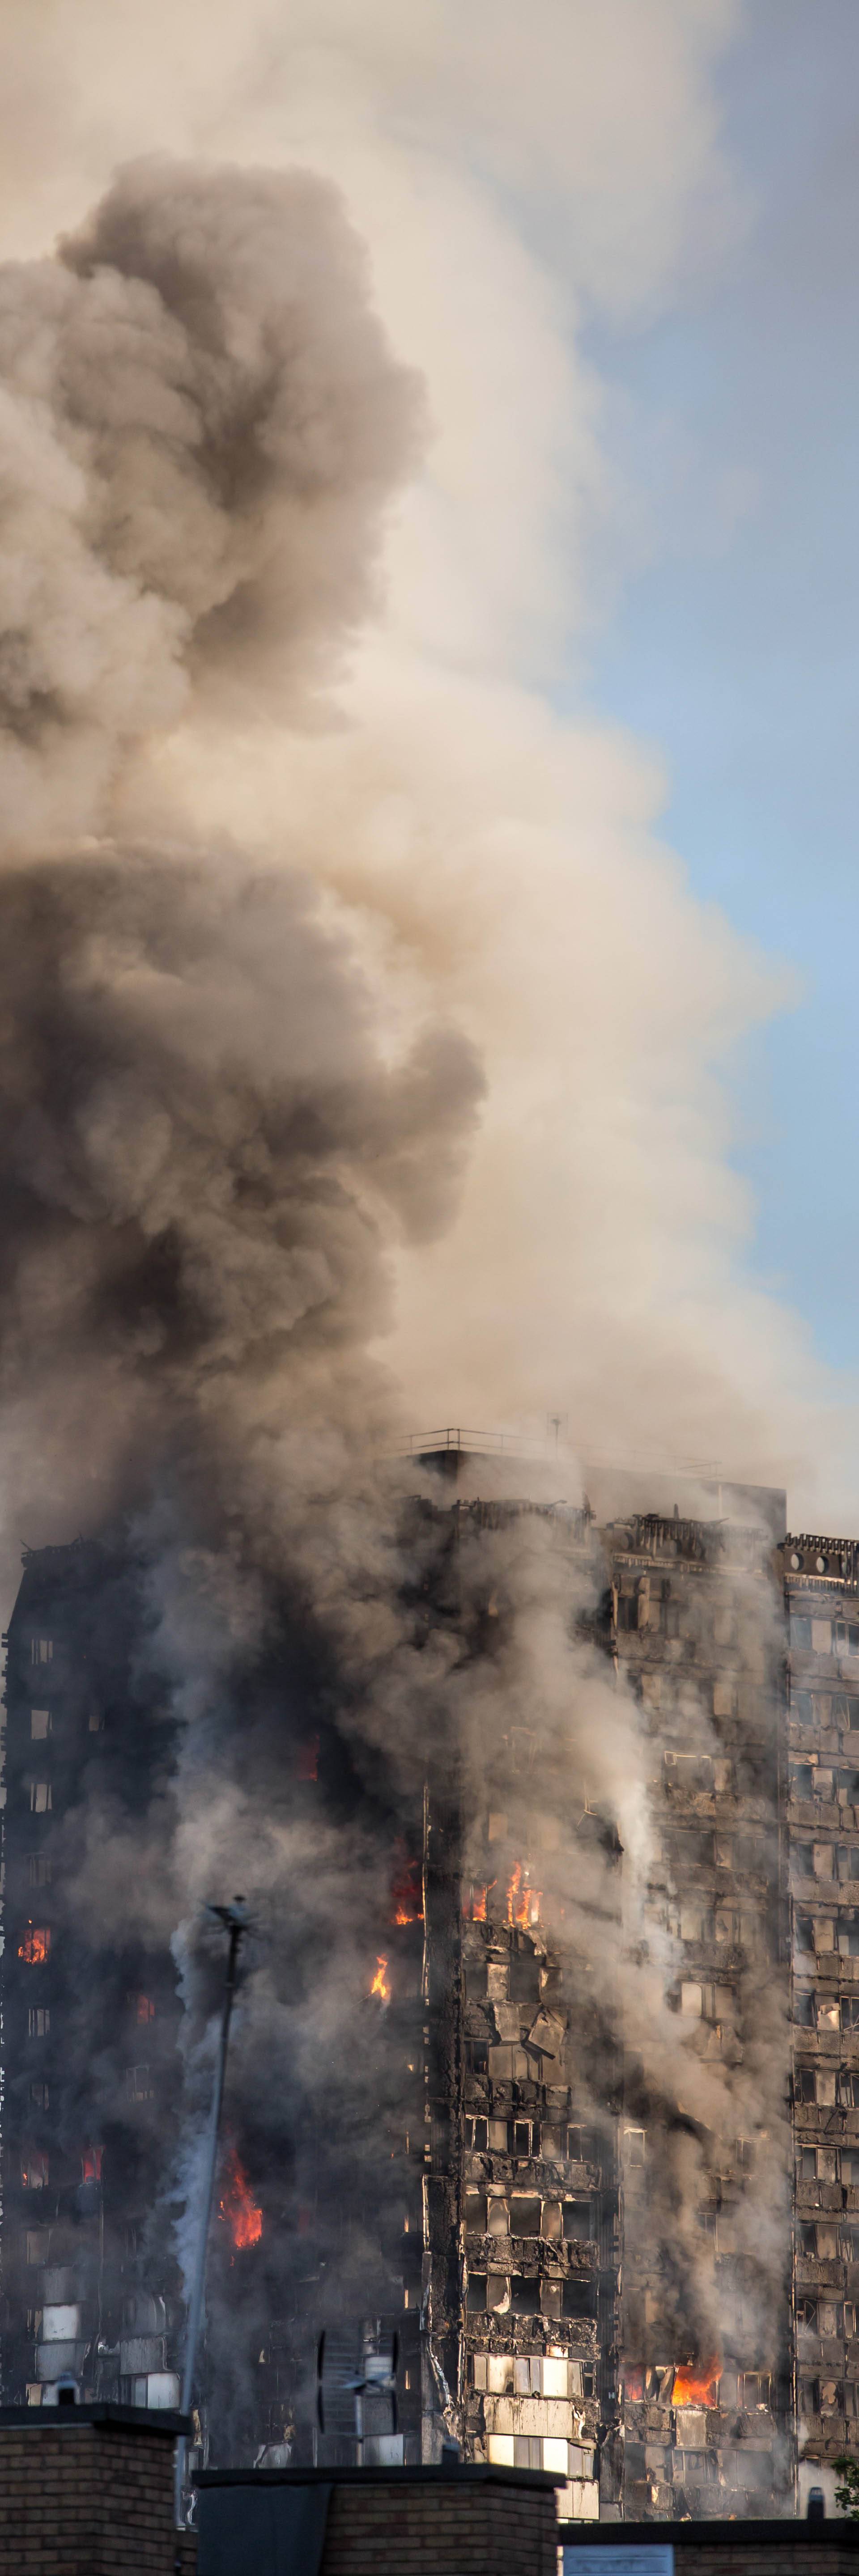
[
  {"left": 791, "top": 1616, "right": 812, "bottom": 1651},
  {"left": 30, "top": 1709, "right": 51, "bottom": 1741},
  {"left": 28, "top": 1781, "right": 52, "bottom": 1815},
  {"left": 796, "top": 2296, "right": 818, "bottom": 2330},
  {"left": 513, "top": 2436, "right": 542, "bottom": 2468},
  {"left": 840, "top": 2075, "right": 859, "bottom": 2110},
  {"left": 625, "top": 2127, "right": 646, "bottom": 2167},
  {"left": 794, "top": 1992, "right": 815, "bottom": 2027},
  {"left": 795, "top": 1845, "right": 814, "bottom": 1877},
  {"left": 126, "top": 1993, "right": 155, "bottom": 2024},
  {"left": 796, "top": 2068, "right": 816, "bottom": 2104},
  {"left": 467, "top": 2116, "right": 488, "bottom": 2152},
  {"left": 838, "top": 1919, "right": 859, "bottom": 1957},
  {"left": 846, "top": 2303, "right": 859, "bottom": 2342},
  {"left": 28, "top": 2008, "right": 49, "bottom": 2038},
  {"left": 81, "top": 2145, "right": 103, "bottom": 2182},
  {"left": 791, "top": 1766, "right": 814, "bottom": 1800},
  {"left": 21, "top": 2151, "right": 48, "bottom": 2190},
  {"left": 509, "top": 2276, "right": 539, "bottom": 2316},
  {"left": 29, "top": 2081, "right": 48, "bottom": 2110},
  {"left": 88, "top": 1709, "right": 104, "bottom": 1733},
  {"left": 836, "top": 1626, "right": 859, "bottom": 1658},
  {"left": 562, "top": 2199, "right": 594, "bottom": 2240},
  {"left": 27, "top": 1855, "right": 51, "bottom": 1889},
  {"left": 739, "top": 2372, "right": 772, "bottom": 2411},
  {"left": 510, "top": 2195, "right": 540, "bottom": 2235},
  {"left": 466, "top": 2039, "right": 489, "bottom": 2076},
  {"left": 797, "top": 2221, "right": 818, "bottom": 2255},
  {"left": 795, "top": 1915, "right": 814, "bottom": 1953},
  {"left": 30, "top": 1638, "right": 53, "bottom": 1665},
  {"left": 510, "top": 2120, "right": 532, "bottom": 2156},
  {"left": 714, "top": 1834, "right": 734, "bottom": 1867},
  {"left": 126, "top": 2066, "right": 154, "bottom": 2102},
  {"left": 466, "top": 2274, "right": 487, "bottom": 2311},
  {"left": 843, "top": 1998, "right": 859, "bottom": 2031},
  {"left": 17, "top": 1926, "right": 50, "bottom": 1964},
  {"left": 844, "top": 2153, "right": 859, "bottom": 2186},
  {"left": 800, "top": 2147, "right": 818, "bottom": 2179}
]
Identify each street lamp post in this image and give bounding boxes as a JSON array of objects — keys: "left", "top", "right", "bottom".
[{"left": 174, "top": 1897, "right": 249, "bottom": 2529}]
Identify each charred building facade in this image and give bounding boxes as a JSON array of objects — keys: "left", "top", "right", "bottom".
[{"left": 3, "top": 1462, "right": 859, "bottom": 2525}]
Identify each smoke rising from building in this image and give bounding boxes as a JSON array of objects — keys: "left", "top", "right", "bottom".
[{"left": 0, "top": 41, "right": 827, "bottom": 2505}]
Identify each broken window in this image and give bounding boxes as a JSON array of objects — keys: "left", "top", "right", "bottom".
[
  {"left": 796, "top": 2068, "right": 816, "bottom": 2104},
  {"left": 464, "top": 2189, "right": 488, "bottom": 2231},
  {"left": 836, "top": 1627, "right": 859, "bottom": 1660},
  {"left": 466, "top": 2116, "right": 488, "bottom": 2151},
  {"left": 799, "top": 2377, "right": 820, "bottom": 2416},
  {"left": 844, "top": 2152, "right": 859, "bottom": 2186},
  {"left": 509, "top": 2195, "right": 540, "bottom": 2236},
  {"left": 795, "top": 1844, "right": 814, "bottom": 1877},
  {"left": 562, "top": 2279, "right": 595, "bottom": 2320},
  {"left": 126, "top": 2066, "right": 154, "bottom": 2102},
  {"left": 800, "top": 2147, "right": 817, "bottom": 2179},
  {"left": 17, "top": 1927, "right": 50, "bottom": 1964},
  {"left": 509, "top": 2276, "right": 540, "bottom": 2315},
  {"left": 838, "top": 1847, "right": 859, "bottom": 1880},
  {"left": 796, "top": 2296, "right": 818, "bottom": 2330},
  {"left": 30, "top": 1638, "right": 53, "bottom": 1665},
  {"left": 841, "top": 2224, "right": 859, "bottom": 2259},
  {"left": 126, "top": 1993, "right": 155, "bottom": 2023},
  {"left": 842, "top": 1998, "right": 859, "bottom": 2031},
  {"left": 28, "top": 1783, "right": 51, "bottom": 1813},
  {"left": 27, "top": 1855, "right": 51, "bottom": 1889},
  {"left": 739, "top": 2372, "right": 772, "bottom": 2411},
  {"left": 466, "top": 2039, "right": 489, "bottom": 2076},
  {"left": 466, "top": 2274, "right": 487, "bottom": 2311},
  {"left": 791, "top": 1616, "right": 812, "bottom": 1651},
  {"left": 795, "top": 1915, "right": 814, "bottom": 1953},
  {"left": 30, "top": 1709, "right": 51, "bottom": 1741},
  {"left": 838, "top": 1917, "right": 859, "bottom": 1956},
  {"left": 840, "top": 2075, "right": 859, "bottom": 2110},
  {"left": 27, "top": 2008, "right": 49, "bottom": 2038},
  {"left": 562, "top": 2198, "right": 594, "bottom": 2241},
  {"left": 21, "top": 2152, "right": 48, "bottom": 2190},
  {"left": 797, "top": 2221, "right": 818, "bottom": 2255},
  {"left": 509, "top": 1951, "right": 540, "bottom": 2004},
  {"left": 624, "top": 2127, "right": 646, "bottom": 2167},
  {"left": 509, "top": 2119, "right": 532, "bottom": 2156},
  {"left": 81, "top": 2145, "right": 103, "bottom": 2182}
]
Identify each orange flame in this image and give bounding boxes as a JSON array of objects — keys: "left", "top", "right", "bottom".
[
  {"left": 469, "top": 1881, "right": 496, "bottom": 1922},
  {"left": 506, "top": 1864, "right": 541, "bottom": 1928},
  {"left": 81, "top": 2145, "right": 103, "bottom": 2182},
  {"left": 673, "top": 2360, "right": 720, "bottom": 2408},
  {"left": 391, "top": 1852, "right": 423, "bottom": 1926},
  {"left": 370, "top": 1955, "right": 391, "bottom": 2003},
  {"left": 18, "top": 1924, "right": 50, "bottom": 1963},
  {"left": 218, "top": 2144, "right": 263, "bottom": 2250}
]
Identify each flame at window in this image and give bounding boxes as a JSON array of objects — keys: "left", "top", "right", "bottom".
[
  {"left": 18, "top": 1924, "right": 50, "bottom": 1963},
  {"left": 218, "top": 2144, "right": 263, "bottom": 2250},
  {"left": 465, "top": 1882, "right": 496, "bottom": 1922},
  {"left": 506, "top": 1864, "right": 541, "bottom": 1928},
  {"left": 673, "top": 2359, "right": 720, "bottom": 2407},
  {"left": 82, "top": 2144, "right": 104, "bottom": 2182},
  {"left": 391, "top": 1848, "right": 423, "bottom": 1925},
  {"left": 370, "top": 1955, "right": 391, "bottom": 2004}
]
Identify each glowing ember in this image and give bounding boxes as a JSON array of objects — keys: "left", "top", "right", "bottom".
[
  {"left": 370, "top": 1955, "right": 391, "bottom": 2003},
  {"left": 673, "top": 2360, "right": 720, "bottom": 2408},
  {"left": 18, "top": 1923, "right": 50, "bottom": 1962},
  {"left": 218, "top": 2144, "right": 263, "bottom": 2250},
  {"left": 506, "top": 1864, "right": 541, "bottom": 1928},
  {"left": 391, "top": 1850, "right": 423, "bottom": 1925}
]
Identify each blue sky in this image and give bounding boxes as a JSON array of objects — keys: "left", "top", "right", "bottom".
[{"left": 579, "top": 0, "right": 859, "bottom": 1365}]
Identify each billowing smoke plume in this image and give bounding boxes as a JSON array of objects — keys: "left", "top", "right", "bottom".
[
  {"left": 0, "top": 156, "right": 422, "bottom": 847},
  {"left": 0, "top": 147, "right": 789, "bottom": 2478}
]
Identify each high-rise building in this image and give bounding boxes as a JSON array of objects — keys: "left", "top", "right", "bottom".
[{"left": 4, "top": 1453, "right": 859, "bottom": 2522}]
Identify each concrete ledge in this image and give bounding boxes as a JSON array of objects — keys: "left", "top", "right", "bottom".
[
  {"left": 0, "top": 2401, "right": 188, "bottom": 2433},
  {"left": 197, "top": 2462, "right": 563, "bottom": 2487}
]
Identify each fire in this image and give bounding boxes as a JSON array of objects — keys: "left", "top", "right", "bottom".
[
  {"left": 218, "top": 2144, "right": 263, "bottom": 2250},
  {"left": 466, "top": 1880, "right": 497, "bottom": 1922},
  {"left": 391, "top": 1851, "right": 423, "bottom": 1926},
  {"left": 506, "top": 1864, "right": 541, "bottom": 1929},
  {"left": 673, "top": 2359, "right": 720, "bottom": 2408},
  {"left": 18, "top": 1923, "right": 50, "bottom": 1963},
  {"left": 81, "top": 2145, "right": 103, "bottom": 2182},
  {"left": 370, "top": 1955, "right": 391, "bottom": 2003}
]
